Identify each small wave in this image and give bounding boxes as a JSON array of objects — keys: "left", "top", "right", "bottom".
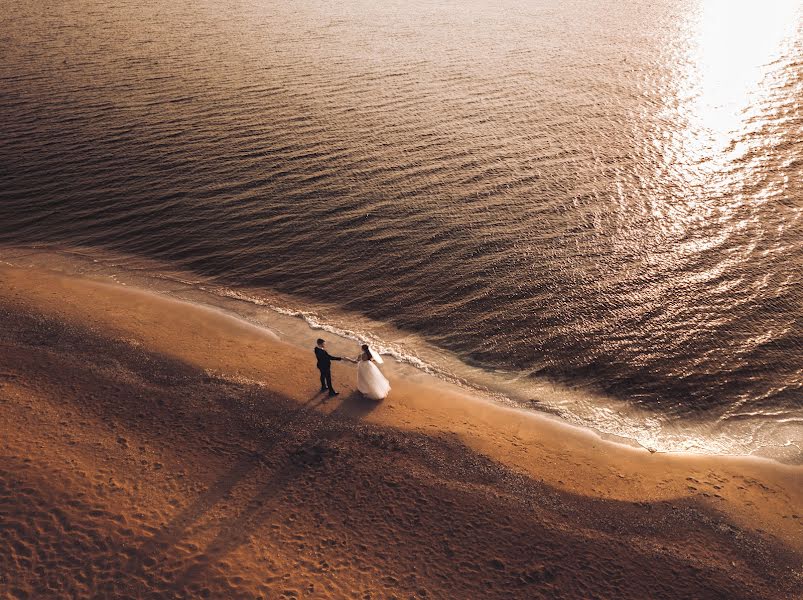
[{"left": 212, "top": 286, "right": 503, "bottom": 396}]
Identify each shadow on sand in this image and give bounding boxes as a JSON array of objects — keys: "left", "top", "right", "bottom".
[{"left": 2, "top": 306, "right": 798, "bottom": 599}]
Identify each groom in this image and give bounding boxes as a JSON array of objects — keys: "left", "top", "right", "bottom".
[{"left": 314, "top": 338, "right": 341, "bottom": 397}]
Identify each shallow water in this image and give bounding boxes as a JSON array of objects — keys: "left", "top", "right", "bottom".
[{"left": 1, "top": 0, "right": 801, "bottom": 460}]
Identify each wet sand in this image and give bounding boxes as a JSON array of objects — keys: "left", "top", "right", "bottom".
[{"left": 0, "top": 263, "right": 801, "bottom": 599}]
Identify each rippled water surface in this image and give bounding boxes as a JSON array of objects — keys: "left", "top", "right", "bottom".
[{"left": 1, "top": 0, "right": 801, "bottom": 459}]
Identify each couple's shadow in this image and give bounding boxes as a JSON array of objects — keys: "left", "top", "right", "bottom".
[
  {"left": 325, "top": 389, "right": 382, "bottom": 421},
  {"left": 169, "top": 389, "right": 382, "bottom": 582},
  {"left": 136, "top": 386, "right": 382, "bottom": 588}
]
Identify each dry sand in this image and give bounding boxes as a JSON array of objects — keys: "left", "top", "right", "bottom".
[{"left": 0, "top": 263, "right": 800, "bottom": 599}]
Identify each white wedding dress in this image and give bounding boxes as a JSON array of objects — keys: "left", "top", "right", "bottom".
[{"left": 356, "top": 354, "right": 391, "bottom": 400}]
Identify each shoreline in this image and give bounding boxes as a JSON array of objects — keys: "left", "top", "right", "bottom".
[
  {"left": 3, "top": 261, "right": 802, "bottom": 509},
  {"left": 1, "top": 262, "right": 801, "bottom": 598},
  {"left": 3, "top": 245, "right": 800, "bottom": 465}
]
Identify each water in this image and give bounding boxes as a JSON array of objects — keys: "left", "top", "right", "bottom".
[{"left": 1, "top": 0, "right": 801, "bottom": 462}]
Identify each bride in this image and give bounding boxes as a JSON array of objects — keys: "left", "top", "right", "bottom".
[{"left": 352, "top": 344, "right": 391, "bottom": 400}]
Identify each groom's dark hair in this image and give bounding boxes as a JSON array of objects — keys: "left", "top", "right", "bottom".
[{"left": 316, "top": 338, "right": 325, "bottom": 346}]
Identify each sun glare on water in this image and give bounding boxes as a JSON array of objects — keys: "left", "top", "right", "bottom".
[
  {"left": 680, "top": 0, "right": 800, "bottom": 168},
  {"left": 646, "top": 0, "right": 800, "bottom": 237}
]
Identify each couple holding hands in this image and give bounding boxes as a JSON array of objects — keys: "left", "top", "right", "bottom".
[{"left": 314, "top": 338, "right": 391, "bottom": 400}]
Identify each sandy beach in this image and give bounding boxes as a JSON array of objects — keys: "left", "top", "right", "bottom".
[{"left": 1, "top": 262, "right": 800, "bottom": 599}]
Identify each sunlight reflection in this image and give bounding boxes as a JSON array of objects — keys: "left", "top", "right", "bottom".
[
  {"left": 647, "top": 0, "right": 801, "bottom": 237},
  {"left": 681, "top": 0, "right": 800, "bottom": 166}
]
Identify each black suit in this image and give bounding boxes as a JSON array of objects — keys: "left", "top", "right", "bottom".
[{"left": 315, "top": 346, "right": 341, "bottom": 394}]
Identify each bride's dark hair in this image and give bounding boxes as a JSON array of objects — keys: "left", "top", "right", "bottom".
[{"left": 361, "top": 344, "right": 372, "bottom": 360}]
